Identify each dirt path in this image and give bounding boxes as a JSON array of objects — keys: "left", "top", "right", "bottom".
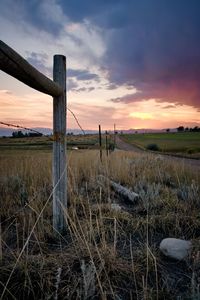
[
  {"left": 116, "top": 135, "right": 200, "bottom": 170},
  {"left": 115, "top": 135, "right": 144, "bottom": 152}
]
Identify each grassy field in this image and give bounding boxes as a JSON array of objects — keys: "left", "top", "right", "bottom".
[
  {"left": 0, "top": 134, "right": 113, "bottom": 150},
  {"left": 0, "top": 147, "right": 200, "bottom": 299},
  {"left": 120, "top": 132, "right": 200, "bottom": 157}
]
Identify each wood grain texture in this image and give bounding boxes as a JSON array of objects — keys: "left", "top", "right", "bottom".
[
  {"left": 99, "top": 124, "right": 102, "bottom": 162},
  {"left": 0, "top": 40, "right": 62, "bottom": 97},
  {"left": 53, "top": 55, "right": 67, "bottom": 233}
]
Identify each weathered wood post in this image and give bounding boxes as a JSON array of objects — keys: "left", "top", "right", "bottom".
[
  {"left": 0, "top": 41, "right": 67, "bottom": 234},
  {"left": 105, "top": 130, "right": 109, "bottom": 156},
  {"left": 99, "top": 124, "right": 102, "bottom": 163},
  {"left": 114, "top": 123, "right": 116, "bottom": 149},
  {"left": 53, "top": 55, "right": 67, "bottom": 233}
]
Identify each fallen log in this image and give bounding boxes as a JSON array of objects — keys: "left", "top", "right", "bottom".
[{"left": 98, "top": 175, "right": 139, "bottom": 203}]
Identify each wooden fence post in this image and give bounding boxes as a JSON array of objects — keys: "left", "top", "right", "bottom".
[
  {"left": 99, "top": 125, "right": 102, "bottom": 162},
  {"left": 53, "top": 55, "right": 67, "bottom": 233},
  {"left": 0, "top": 41, "right": 67, "bottom": 234},
  {"left": 105, "top": 130, "right": 109, "bottom": 156},
  {"left": 114, "top": 124, "right": 116, "bottom": 149}
]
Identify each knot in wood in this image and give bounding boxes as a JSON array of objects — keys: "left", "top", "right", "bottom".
[{"left": 53, "top": 132, "right": 65, "bottom": 143}]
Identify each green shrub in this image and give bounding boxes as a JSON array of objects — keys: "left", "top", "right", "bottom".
[
  {"left": 146, "top": 143, "right": 160, "bottom": 151},
  {"left": 187, "top": 148, "right": 197, "bottom": 154}
]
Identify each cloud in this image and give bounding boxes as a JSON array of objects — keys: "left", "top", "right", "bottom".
[
  {"left": 106, "top": 83, "right": 118, "bottom": 90},
  {"left": 101, "top": 1, "right": 200, "bottom": 109},
  {"left": 68, "top": 101, "right": 200, "bottom": 130},
  {"left": 56, "top": 0, "right": 200, "bottom": 109},
  {"left": 0, "top": 90, "right": 12, "bottom": 95},
  {"left": 162, "top": 105, "right": 176, "bottom": 109},
  {"left": 26, "top": 52, "right": 51, "bottom": 76},
  {"left": 47, "top": 0, "right": 200, "bottom": 110},
  {"left": 109, "top": 79, "right": 200, "bottom": 109},
  {"left": 0, "top": 0, "right": 106, "bottom": 71},
  {"left": 1, "top": 0, "right": 200, "bottom": 131},
  {"left": 72, "top": 87, "right": 95, "bottom": 93},
  {"left": 2, "top": 0, "right": 200, "bottom": 112},
  {"left": 67, "top": 79, "right": 78, "bottom": 91},
  {"left": 68, "top": 68, "right": 100, "bottom": 81},
  {"left": 68, "top": 102, "right": 127, "bottom": 129},
  {"left": 1, "top": 0, "right": 66, "bottom": 36}
]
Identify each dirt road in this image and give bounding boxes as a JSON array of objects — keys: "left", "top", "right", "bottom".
[
  {"left": 116, "top": 135, "right": 200, "bottom": 170},
  {"left": 115, "top": 135, "right": 144, "bottom": 152}
]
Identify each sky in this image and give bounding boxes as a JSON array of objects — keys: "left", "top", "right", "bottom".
[{"left": 0, "top": 0, "right": 200, "bottom": 130}]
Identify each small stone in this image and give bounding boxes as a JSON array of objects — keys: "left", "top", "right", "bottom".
[
  {"left": 159, "top": 238, "right": 192, "bottom": 260},
  {"left": 111, "top": 203, "right": 122, "bottom": 211}
]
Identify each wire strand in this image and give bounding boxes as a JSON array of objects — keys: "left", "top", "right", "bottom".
[
  {"left": 0, "top": 121, "right": 43, "bottom": 135},
  {"left": 67, "top": 108, "right": 85, "bottom": 135},
  {"left": 1, "top": 107, "right": 86, "bottom": 136}
]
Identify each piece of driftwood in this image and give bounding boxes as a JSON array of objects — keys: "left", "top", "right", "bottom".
[{"left": 98, "top": 175, "right": 139, "bottom": 203}]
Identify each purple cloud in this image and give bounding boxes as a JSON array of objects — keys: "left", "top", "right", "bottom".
[{"left": 68, "top": 69, "right": 99, "bottom": 81}]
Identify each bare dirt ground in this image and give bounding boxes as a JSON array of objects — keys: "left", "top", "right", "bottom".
[{"left": 116, "top": 135, "right": 200, "bottom": 170}]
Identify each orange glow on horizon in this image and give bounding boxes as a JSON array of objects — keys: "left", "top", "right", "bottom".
[{"left": 0, "top": 89, "right": 199, "bottom": 130}]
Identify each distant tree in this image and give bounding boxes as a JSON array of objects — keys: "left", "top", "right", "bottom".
[
  {"left": 135, "top": 131, "right": 138, "bottom": 134},
  {"left": 177, "top": 126, "right": 184, "bottom": 132},
  {"left": 185, "top": 127, "right": 189, "bottom": 132},
  {"left": 189, "top": 126, "right": 199, "bottom": 132},
  {"left": 28, "top": 132, "right": 42, "bottom": 137},
  {"left": 166, "top": 128, "right": 170, "bottom": 132},
  {"left": 11, "top": 131, "right": 42, "bottom": 138},
  {"left": 193, "top": 126, "right": 199, "bottom": 132},
  {"left": 12, "top": 130, "right": 24, "bottom": 138}
]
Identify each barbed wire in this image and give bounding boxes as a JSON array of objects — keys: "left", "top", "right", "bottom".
[
  {"left": 0, "top": 107, "right": 86, "bottom": 137},
  {"left": 0, "top": 121, "right": 43, "bottom": 135},
  {"left": 67, "top": 108, "right": 85, "bottom": 135}
]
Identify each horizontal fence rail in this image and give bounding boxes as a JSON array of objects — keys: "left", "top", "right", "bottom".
[{"left": 0, "top": 40, "right": 63, "bottom": 97}]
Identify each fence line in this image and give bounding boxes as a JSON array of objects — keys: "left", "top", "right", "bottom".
[
  {"left": 0, "top": 40, "right": 67, "bottom": 233},
  {"left": 0, "top": 35, "right": 113, "bottom": 227},
  {"left": 0, "top": 40, "right": 62, "bottom": 97},
  {"left": 0, "top": 121, "right": 44, "bottom": 135},
  {"left": 67, "top": 108, "right": 85, "bottom": 135},
  {"left": 0, "top": 107, "right": 86, "bottom": 137}
]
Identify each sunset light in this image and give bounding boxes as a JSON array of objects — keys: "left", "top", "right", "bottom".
[
  {"left": 129, "top": 112, "right": 153, "bottom": 120},
  {"left": 0, "top": 2, "right": 200, "bottom": 299},
  {"left": 0, "top": 0, "right": 199, "bottom": 133}
]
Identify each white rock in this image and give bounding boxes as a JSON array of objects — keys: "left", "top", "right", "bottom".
[
  {"left": 159, "top": 238, "right": 192, "bottom": 260},
  {"left": 111, "top": 203, "right": 122, "bottom": 211}
]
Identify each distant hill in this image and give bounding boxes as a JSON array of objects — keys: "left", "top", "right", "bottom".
[
  {"left": 121, "top": 128, "right": 177, "bottom": 134},
  {"left": 0, "top": 127, "right": 52, "bottom": 137},
  {"left": 0, "top": 127, "right": 99, "bottom": 137}
]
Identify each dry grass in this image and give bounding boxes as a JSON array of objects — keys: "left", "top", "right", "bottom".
[{"left": 0, "top": 149, "right": 200, "bottom": 299}]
